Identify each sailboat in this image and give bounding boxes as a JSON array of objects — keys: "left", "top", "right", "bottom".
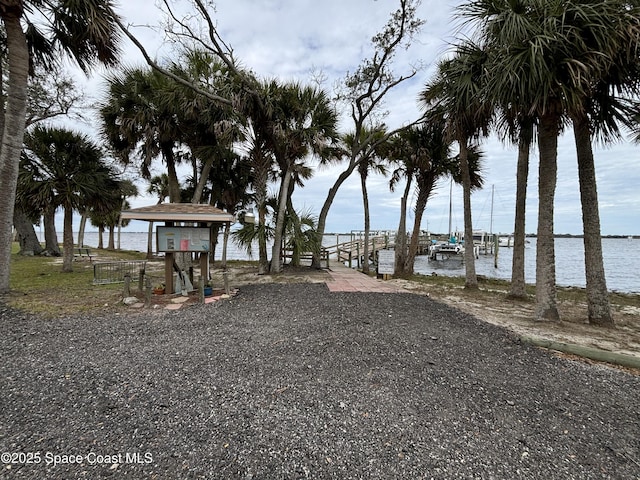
[{"left": 429, "top": 179, "right": 465, "bottom": 260}]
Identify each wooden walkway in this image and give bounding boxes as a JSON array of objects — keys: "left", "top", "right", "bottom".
[{"left": 325, "top": 263, "right": 404, "bottom": 293}]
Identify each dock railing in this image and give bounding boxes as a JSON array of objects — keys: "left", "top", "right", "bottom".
[{"left": 323, "top": 234, "right": 393, "bottom": 269}]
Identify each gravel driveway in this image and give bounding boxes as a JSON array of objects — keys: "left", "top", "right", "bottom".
[{"left": 1, "top": 283, "right": 639, "bottom": 479}]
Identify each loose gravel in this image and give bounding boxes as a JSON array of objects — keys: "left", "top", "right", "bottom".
[{"left": 1, "top": 283, "right": 639, "bottom": 479}]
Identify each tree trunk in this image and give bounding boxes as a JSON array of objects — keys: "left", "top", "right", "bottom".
[
  {"left": 270, "top": 168, "right": 292, "bottom": 273},
  {"left": 0, "top": 14, "right": 29, "bottom": 293},
  {"left": 286, "top": 195, "right": 302, "bottom": 267},
  {"left": 13, "top": 206, "right": 43, "bottom": 255},
  {"left": 221, "top": 222, "right": 230, "bottom": 270},
  {"left": 395, "top": 176, "right": 412, "bottom": 276},
  {"left": 164, "top": 148, "right": 181, "bottom": 202},
  {"left": 535, "top": 113, "right": 560, "bottom": 322},
  {"left": 62, "top": 206, "right": 74, "bottom": 272},
  {"left": 459, "top": 140, "right": 477, "bottom": 289},
  {"left": 117, "top": 200, "right": 124, "bottom": 250},
  {"left": 43, "top": 207, "right": 61, "bottom": 256},
  {"left": 210, "top": 224, "right": 220, "bottom": 268},
  {"left": 312, "top": 158, "right": 359, "bottom": 268},
  {"left": 77, "top": 213, "right": 87, "bottom": 248},
  {"left": 572, "top": 113, "right": 613, "bottom": 326},
  {"left": 406, "top": 181, "right": 431, "bottom": 275},
  {"left": 107, "top": 226, "right": 115, "bottom": 250},
  {"left": 253, "top": 153, "right": 270, "bottom": 274},
  {"left": 191, "top": 158, "right": 213, "bottom": 204},
  {"left": 509, "top": 124, "right": 532, "bottom": 299},
  {"left": 360, "top": 168, "right": 371, "bottom": 274},
  {"left": 97, "top": 225, "right": 105, "bottom": 249}
]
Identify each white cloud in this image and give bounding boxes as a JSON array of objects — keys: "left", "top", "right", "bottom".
[{"left": 54, "top": 0, "right": 640, "bottom": 236}]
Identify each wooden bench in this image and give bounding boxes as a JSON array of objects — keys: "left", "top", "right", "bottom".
[{"left": 74, "top": 247, "right": 93, "bottom": 262}]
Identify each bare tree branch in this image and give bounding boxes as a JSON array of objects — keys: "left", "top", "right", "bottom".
[{"left": 114, "top": 15, "right": 233, "bottom": 106}]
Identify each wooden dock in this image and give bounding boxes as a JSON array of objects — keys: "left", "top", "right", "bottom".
[
  {"left": 322, "top": 234, "right": 432, "bottom": 268},
  {"left": 322, "top": 235, "right": 390, "bottom": 268}
]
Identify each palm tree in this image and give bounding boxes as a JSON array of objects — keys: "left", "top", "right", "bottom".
[
  {"left": 100, "top": 67, "right": 184, "bottom": 202},
  {"left": 0, "top": 0, "right": 121, "bottom": 292},
  {"left": 461, "top": 0, "right": 640, "bottom": 323},
  {"left": 21, "top": 125, "right": 118, "bottom": 272},
  {"left": 388, "top": 131, "right": 420, "bottom": 276},
  {"left": 509, "top": 118, "right": 536, "bottom": 299},
  {"left": 421, "top": 41, "right": 492, "bottom": 289},
  {"left": 564, "top": 2, "right": 640, "bottom": 326},
  {"left": 460, "top": 0, "right": 569, "bottom": 320},
  {"left": 267, "top": 82, "right": 339, "bottom": 274},
  {"left": 206, "top": 149, "right": 253, "bottom": 266},
  {"left": 346, "top": 128, "right": 388, "bottom": 274},
  {"left": 403, "top": 120, "right": 459, "bottom": 274}
]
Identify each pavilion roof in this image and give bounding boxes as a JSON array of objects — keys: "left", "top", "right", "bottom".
[{"left": 120, "top": 203, "right": 235, "bottom": 223}]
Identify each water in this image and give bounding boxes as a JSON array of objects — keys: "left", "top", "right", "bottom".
[
  {"left": 61, "top": 232, "right": 640, "bottom": 294},
  {"left": 414, "top": 237, "right": 640, "bottom": 294}
]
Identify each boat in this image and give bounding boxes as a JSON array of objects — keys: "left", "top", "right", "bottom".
[
  {"left": 429, "top": 232, "right": 465, "bottom": 260},
  {"left": 498, "top": 235, "right": 513, "bottom": 248},
  {"left": 428, "top": 180, "right": 466, "bottom": 261}
]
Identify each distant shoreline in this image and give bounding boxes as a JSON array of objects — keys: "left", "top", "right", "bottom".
[{"left": 74, "top": 231, "right": 640, "bottom": 239}]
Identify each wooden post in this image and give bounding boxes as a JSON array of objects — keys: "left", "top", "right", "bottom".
[
  {"left": 165, "top": 252, "right": 174, "bottom": 294},
  {"left": 198, "top": 274, "right": 204, "bottom": 304},
  {"left": 144, "top": 277, "right": 152, "bottom": 308},
  {"left": 199, "top": 252, "right": 208, "bottom": 284},
  {"left": 223, "top": 270, "right": 230, "bottom": 295},
  {"left": 494, "top": 234, "right": 499, "bottom": 268},
  {"left": 123, "top": 273, "right": 131, "bottom": 297},
  {"left": 138, "top": 268, "right": 144, "bottom": 292}
]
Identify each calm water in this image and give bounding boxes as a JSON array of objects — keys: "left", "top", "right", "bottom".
[
  {"left": 70, "top": 232, "right": 639, "bottom": 294},
  {"left": 414, "top": 237, "right": 640, "bottom": 294}
]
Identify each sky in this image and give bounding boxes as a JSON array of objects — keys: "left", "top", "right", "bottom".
[{"left": 60, "top": 0, "right": 640, "bottom": 236}]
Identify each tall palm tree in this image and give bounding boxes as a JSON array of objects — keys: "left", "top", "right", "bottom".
[
  {"left": 268, "top": 82, "right": 339, "bottom": 274},
  {"left": 564, "top": 2, "right": 640, "bottom": 326},
  {"left": 344, "top": 128, "right": 387, "bottom": 274},
  {"left": 404, "top": 120, "right": 469, "bottom": 275},
  {"left": 461, "top": 0, "right": 640, "bottom": 323},
  {"left": 461, "top": 0, "right": 572, "bottom": 320},
  {"left": 509, "top": 118, "right": 536, "bottom": 299},
  {"left": 388, "top": 130, "right": 421, "bottom": 276},
  {"left": 0, "top": 0, "right": 121, "bottom": 292},
  {"left": 21, "top": 125, "right": 118, "bottom": 272},
  {"left": 421, "top": 41, "right": 492, "bottom": 289}
]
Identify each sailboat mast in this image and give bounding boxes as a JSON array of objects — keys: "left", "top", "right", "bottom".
[
  {"left": 490, "top": 184, "right": 494, "bottom": 236},
  {"left": 448, "top": 178, "right": 453, "bottom": 238}
]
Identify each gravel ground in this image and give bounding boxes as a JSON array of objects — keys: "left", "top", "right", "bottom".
[{"left": 1, "top": 283, "right": 639, "bottom": 480}]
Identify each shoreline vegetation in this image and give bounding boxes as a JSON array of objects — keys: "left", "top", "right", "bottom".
[{"left": 4, "top": 243, "right": 640, "bottom": 372}]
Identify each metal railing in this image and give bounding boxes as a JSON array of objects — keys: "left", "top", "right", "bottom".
[{"left": 93, "top": 261, "right": 147, "bottom": 285}]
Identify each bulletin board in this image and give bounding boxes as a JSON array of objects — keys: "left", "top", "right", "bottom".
[{"left": 157, "top": 226, "right": 211, "bottom": 252}]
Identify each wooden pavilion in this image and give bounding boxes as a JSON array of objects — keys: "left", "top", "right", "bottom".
[{"left": 120, "top": 203, "right": 235, "bottom": 293}]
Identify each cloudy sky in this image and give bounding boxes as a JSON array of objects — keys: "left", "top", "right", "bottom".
[{"left": 70, "top": 0, "right": 639, "bottom": 236}]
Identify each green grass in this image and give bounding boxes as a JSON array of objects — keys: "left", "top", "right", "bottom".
[{"left": 7, "top": 244, "right": 146, "bottom": 317}]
